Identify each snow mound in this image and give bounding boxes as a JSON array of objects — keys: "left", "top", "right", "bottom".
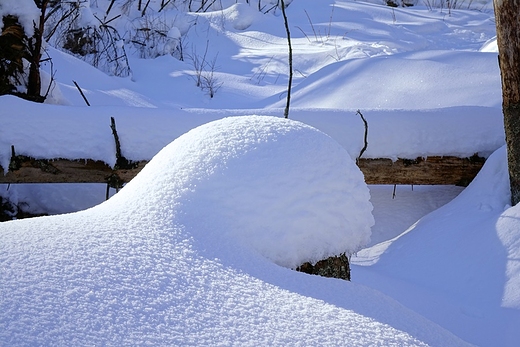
[
  {"left": 0, "top": 116, "right": 471, "bottom": 346},
  {"left": 220, "top": 3, "right": 261, "bottom": 31},
  {"left": 121, "top": 115, "right": 374, "bottom": 268}
]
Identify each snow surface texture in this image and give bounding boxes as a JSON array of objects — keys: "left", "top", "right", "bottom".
[
  {"left": 1, "top": 0, "right": 518, "bottom": 345},
  {"left": 353, "top": 146, "right": 520, "bottom": 346},
  {"left": 0, "top": 116, "right": 470, "bottom": 346}
]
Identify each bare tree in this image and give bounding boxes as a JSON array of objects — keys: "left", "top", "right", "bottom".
[
  {"left": 27, "top": 0, "right": 50, "bottom": 102},
  {"left": 494, "top": 0, "right": 520, "bottom": 205}
]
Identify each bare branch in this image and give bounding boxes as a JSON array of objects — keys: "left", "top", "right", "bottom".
[{"left": 356, "top": 110, "right": 368, "bottom": 164}]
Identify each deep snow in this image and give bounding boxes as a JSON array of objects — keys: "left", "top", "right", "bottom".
[
  {"left": 0, "top": 116, "right": 466, "bottom": 346},
  {"left": 1, "top": 0, "right": 519, "bottom": 346},
  {"left": 353, "top": 146, "right": 520, "bottom": 346}
]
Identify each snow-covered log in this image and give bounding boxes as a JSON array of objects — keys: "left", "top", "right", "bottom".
[{"left": 0, "top": 155, "right": 485, "bottom": 186}]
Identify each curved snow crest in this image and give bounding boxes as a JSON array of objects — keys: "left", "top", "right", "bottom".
[
  {"left": 113, "top": 115, "right": 374, "bottom": 268},
  {"left": 0, "top": 116, "right": 471, "bottom": 346},
  {"left": 218, "top": 3, "right": 263, "bottom": 31}
]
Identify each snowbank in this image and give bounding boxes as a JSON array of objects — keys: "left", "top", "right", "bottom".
[
  {"left": 0, "top": 96, "right": 505, "bottom": 172},
  {"left": 272, "top": 50, "right": 501, "bottom": 109},
  {"left": 147, "top": 116, "right": 374, "bottom": 267},
  {"left": 354, "top": 146, "right": 520, "bottom": 347},
  {"left": 0, "top": 116, "right": 470, "bottom": 346},
  {"left": 497, "top": 203, "right": 520, "bottom": 311}
]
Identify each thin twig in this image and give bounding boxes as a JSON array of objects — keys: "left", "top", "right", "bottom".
[
  {"left": 104, "top": 14, "right": 121, "bottom": 26},
  {"left": 141, "top": 0, "right": 152, "bottom": 16},
  {"left": 327, "top": 4, "right": 335, "bottom": 38},
  {"left": 263, "top": 4, "right": 278, "bottom": 14},
  {"left": 356, "top": 110, "right": 368, "bottom": 163},
  {"left": 73, "top": 80, "right": 90, "bottom": 106},
  {"left": 280, "top": 0, "right": 293, "bottom": 119},
  {"left": 295, "top": 26, "right": 312, "bottom": 43},
  {"left": 110, "top": 117, "right": 123, "bottom": 164},
  {"left": 304, "top": 10, "right": 318, "bottom": 41},
  {"left": 110, "top": 117, "right": 136, "bottom": 170},
  {"left": 42, "top": 50, "right": 56, "bottom": 99},
  {"left": 159, "top": 0, "right": 172, "bottom": 12},
  {"left": 105, "top": 0, "right": 117, "bottom": 17}
]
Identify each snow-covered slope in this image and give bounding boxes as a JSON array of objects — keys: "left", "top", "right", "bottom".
[{"left": 353, "top": 146, "right": 520, "bottom": 346}]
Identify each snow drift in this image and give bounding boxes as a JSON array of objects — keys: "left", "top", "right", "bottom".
[
  {"left": 0, "top": 116, "right": 469, "bottom": 346},
  {"left": 353, "top": 146, "right": 520, "bottom": 346},
  {"left": 158, "top": 115, "right": 374, "bottom": 267}
]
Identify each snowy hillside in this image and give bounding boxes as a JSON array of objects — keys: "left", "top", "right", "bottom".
[{"left": 1, "top": 0, "right": 519, "bottom": 346}]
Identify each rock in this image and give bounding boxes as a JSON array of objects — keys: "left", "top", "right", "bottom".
[{"left": 296, "top": 253, "right": 351, "bottom": 281}]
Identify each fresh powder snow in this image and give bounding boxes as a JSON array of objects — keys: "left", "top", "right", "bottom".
[
  {"left": 1, "top": 0, "right": 519, "bottom": 346},
  {"left": 353, "top": 146, "right": 520, "bottom": 346},
  {"left": 0, "top": 116, "right": 467, "bottom": 346}
]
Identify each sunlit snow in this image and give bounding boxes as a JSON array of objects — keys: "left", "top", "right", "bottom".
[
  {"left": 0, "top": 116, "right": 464, "bottom": 346},
  {"left": 1, "top": 0, "right": 519, "bottom": 346}
]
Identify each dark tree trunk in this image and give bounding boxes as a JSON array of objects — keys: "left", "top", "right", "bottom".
[
  {"left": 26, "top": 31, "right": 43, "bottom": 101},
  {"left": 494, "top": 0, "right": 520, "bottom": 205},
  {"left": 26, "top": 0, "right": 49, "bottom": 102},
  {"left": 0, "top": 16, "right": 26, "bottom": 95}
]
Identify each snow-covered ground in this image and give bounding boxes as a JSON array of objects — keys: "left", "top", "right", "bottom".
[{"left": 1, "top": 0, "right": 519, "bottom": 345}]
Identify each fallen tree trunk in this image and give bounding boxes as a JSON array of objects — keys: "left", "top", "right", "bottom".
[
  {"left": 0, "top": 155, "right": 485, "bottom": 186},
  {"left": 2, "top": 157, "right": 146, "bottom": 188},
  {"left": 358, "top": 155, "right": 485, "bottom": 186}
]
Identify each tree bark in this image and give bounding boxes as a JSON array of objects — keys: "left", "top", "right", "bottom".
[
  {"left": 26, "top": 29, "right": 43, "bottom": 101},
  {"left": 494, "top": 0, "right": 520, "bottom": 205},
  {"left": 0, "top": 156, "right": 484, "bottom": 185}
]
